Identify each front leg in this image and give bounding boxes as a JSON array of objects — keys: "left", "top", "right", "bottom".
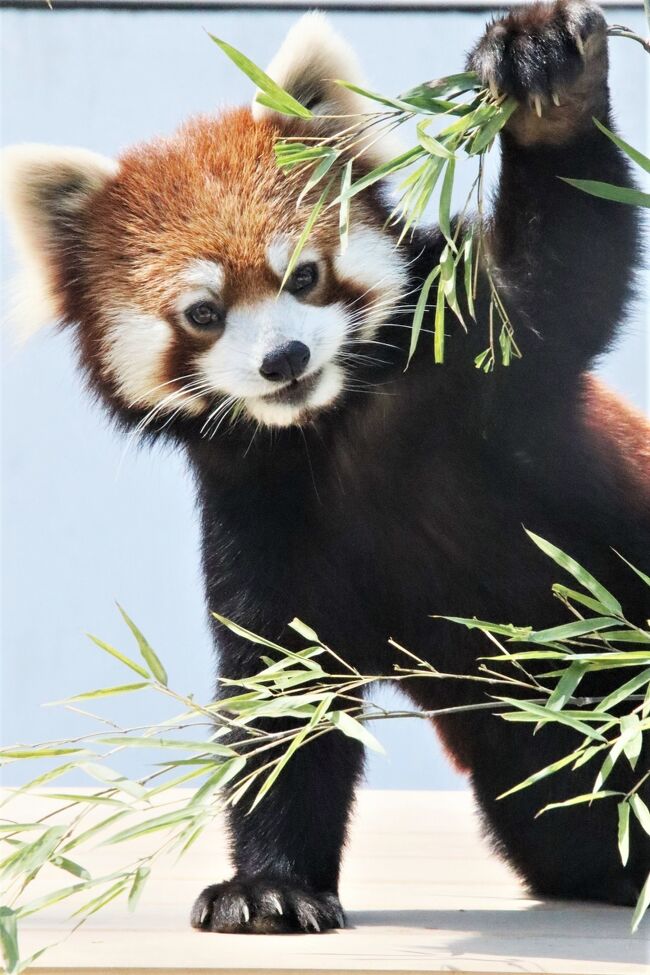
[
  {"left": 191, "top": 634, "right": 364, "bottom": 934},
  {"left": 468, "top": 0, "right": 640, "bottom": 369}
]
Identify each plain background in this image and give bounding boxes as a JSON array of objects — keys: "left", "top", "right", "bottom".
[{"left": 1, "top": 0, "right": 649, "bottom": 789}]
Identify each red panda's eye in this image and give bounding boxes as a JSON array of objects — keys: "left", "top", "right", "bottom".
[
  {"left": 286, "top": 262, "right": 319, "bottom": 295},
  {"left": 185, "top": 301, "right": 224, "bottom": 331}
]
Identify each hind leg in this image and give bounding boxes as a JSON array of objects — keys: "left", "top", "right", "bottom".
[{"left": 466, "top": 714, "right": 648, "bottom": 905}]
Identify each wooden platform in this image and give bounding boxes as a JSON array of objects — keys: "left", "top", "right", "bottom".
[{"left": 6, "top": 790, "right": 648, "bottom": 974}]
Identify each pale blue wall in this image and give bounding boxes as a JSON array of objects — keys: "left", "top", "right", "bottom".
[{"left": 1, "top": 4, "right": 648, "bottom": 789}]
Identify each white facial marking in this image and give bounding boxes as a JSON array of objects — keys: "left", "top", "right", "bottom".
[
  {"left": 102, "top": 309, "right": 174, "bottom": 408},
  {"left": 246, "top": 364, "right": 344, "bottom": 427},
  {"left": 181, "top": 258, "right": 224, "bottom": 294},
  {"left": 266, "top": 236, "right": 320, "bottom": 280},
  {"left": 196, "top": 291, "right": 347, "bottom": 425},
  {"left": 335, "top": 226, "right": 408, "bottom": 336}
]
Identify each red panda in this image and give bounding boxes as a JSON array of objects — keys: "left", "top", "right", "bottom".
[{"left": 3, "top": 1, "right": 649, "bottom": 934}]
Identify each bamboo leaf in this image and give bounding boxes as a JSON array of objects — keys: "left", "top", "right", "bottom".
[
  {"left": 468, "top": 97, "right": 518, "bottom": 154},
  {"left": 618, "top": 801, "right": 630, "bottom": 865},
  {"left": 438, "top": 159, "right": 456, "bottom": 245},
  {"left": 208, "top": 35, "right": 312, "bottom": 119},
  {"left": 630, "top": 794, "right": 650, "bottom": 836},
  {"left": 613, "top": 551, "right": 650, "bottom": 588},
  {"left": 631, "top": 870, "right": 650, "bottom": 932},
  {"left": 498, "top": 746, "right": 584, "bottom": 799},
  {"left": 560, "top": 178, "right": 650, "bottom": 208},
  {"left": 0, "top": 826, "right": 66, "bottom": 882},
  {"left": 338, "top": 160, "right": 353, "bottom": 254},
  {"left": 537, "top": 790, "right": 620, "bottom": 815},
  {"left": 434, "top": 268, "right": 447, "bottom": 363},
  {"left": 128, "top": 865, "right": 151, "bottom": 911},
  {"left": 416, "top": 120, "right": 455, "bottom": 159},
  {"left": 0, "top": 907, "right": 19, "bottom": 974},
  {"left": 280, "top": 180, "right": 333, "bottom": 292},
  {"left": 51, "top": 854, "right": 91, "bottom": 881},
  {"left": 48, "top": 682, "right": 150, "bottom": 704},
  {"left": 117, "top": 606, "right": 168, "bottom": 685},
  {"left": 189, "top": 756, "right": 247, "bottom": 806},
  {"left": 592, "top": 118, "right": 650, "bottom": 175},
  {"left": 524, "top": 531, "right": 623, "bottom": 616},
  {"left": 599, "top": 668, "right": 650, "bottom": 712},
  {"left": 527, "top": 617, "right": 623, "bottom": 644},
  {"left": 545, "top": 661, "right": 588, "bottom": 712},
  {"left": 408, "top": 264, "right": 440, "bottom": 363},
  {"left": 329, "top": 710, "right": 385, "bottom": 753},
  {"left": 87, "top": 634, "right": 150, "bottom": 679}
]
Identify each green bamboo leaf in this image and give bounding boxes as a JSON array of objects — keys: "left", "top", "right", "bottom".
[
  {"left": 496, "top": 697, "right": 606, "bottom": 741},
  {"left": 338, "top": 160, "right": 353, "bottom": 254},
  {"left": 618, "top": 800, "right": 630, "bottom": 865},
  {"left": 498, "top": 746, "right": 584, "bottom": 799},
  {"left": 416, "top": 120, "right": 455, "bottom": 159},
  {"left": 594, "top": 733, "right": 632, "bottom": 791},
  {"left": 0, "top": 907, "right": 19, "bottom": 974},
  {"left": 334, "top": 79, "right": 417, "bottom": 113},
  {"left": 97, "top": 737, "right": 235, "bottom": 756},
  {"left": 594, "top": 629, "right": 650, "bottom": 643},
  {"left": 80, "top": 763, "right": 147, "bottom": 801},
  {"left": 524, "top": 531, "right": 623, "bottom": 616},
  {"left": 468, "top": 97, "right": 518, "bottom": 154},
  {"left": 434, "top": 267, "right": 447, "bottom": 363},
  {"left": 251, "top": 696, "right": 333, "bottom": 811},
  {"left": 400, "top": 72, "right": 479, "bottom": 108},
  {"left": 128, "top": 865, "right": 151, "bottom": 911},
  {"left": 462, "top": 233, "right": 475, "bottom": 321},
  {"left": 551, "top": 584, "right": 618, "bottom": 616},
  {"left": 631, "top": 870, "right": 650, "bottom": 932},
  {"left": 630, "top": 794, "right": 650, "bottom": 836},
  {"left": 592, "top": 118, "right": 650, "bottom": 175},
  {"left": 442, "top": 617, "right": 532, "bottom": 639},
  {"left": 295, "top": 148, "right": 339, "bottom": 204},
  {"left": 48, "top": 682, "right": 150, "bottom": 705},
  {"left": 117, "top": 606, "right": 168, "bottom": 685},
  {"left": 621, "top": 714, "right": 643, "bottom": 769},
  {"left": 87, "top": 634, "right": 150, "bottom": 679},
  {"left": 189, "top": 756, "right": 247, "bottom": 806},
  {"left": 329, "top": 711, "right": 385, "bottom": 753},
  {"left": 0, "top": 747, "right": 86, "bottom": 760},
  {"left": 280, "top": 180, "right": 333, "bottom": 292},
  {"left": 105, "top": 809, "right": 201, "bottom": 846},
  {"left": 438, "top": 159, "right": 456, "bottom": 245},
  {"left": 61, "top": 810, "right": 130, "bottom": 853},
  {"left": 51, "top": 854, "right": 91, "bottom": 881},
  {"left": 343, "top": 146, "right": 426, "bottom": 202},
  {"left": 597, "top": 668, "right": 650, "bottom": 713},
  {"left": 527, "top": 617, "right": 623, "bottom": 643},
  {"left": 208, "top": 35, "right": 312, "bottom": 119},
  {"left": 0, "top": 825, "right": 66, "bottom": 882},
  {"left": 408, "top": 264, "right": 440, "bottom": 363},
  {"left": 545, "top": 661, "right": 588, "bottom": 711},
  {"left": 537, "top": 790, "right": 621, "bottom": 815},
  {"left": 72, "top": 877, "right": 130, "bottom": 918},
  {"left": 560, "top": 178, "right": 650, "bottom": 208},
  {"left": 288, "top": 618, "right": 321, "bottom": 643},
  {"left": 613, "top": 550, "right": 650, "bottom": 588}
]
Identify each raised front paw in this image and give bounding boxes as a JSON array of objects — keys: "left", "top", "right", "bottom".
[
  {"left": 190, "top": 876, "right": 346, "bottom": 934},
  {"left": 468, "top": 0, "right": 608, "bottom": 143}
]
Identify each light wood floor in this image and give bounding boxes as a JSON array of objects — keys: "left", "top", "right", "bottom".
[{"left": 6, "top": 790, "right": 648, "bottom": 974}]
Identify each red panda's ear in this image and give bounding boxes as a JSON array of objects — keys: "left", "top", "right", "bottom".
[
  {"left": 1, "top": 144, "right": 118, "bottom": 338},
  {"left": 252, "top": 13, "right": 379, "bottom": 129}
]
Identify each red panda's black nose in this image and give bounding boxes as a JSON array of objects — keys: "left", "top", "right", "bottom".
[{"left": 259, "top": 341, "right": 311, "bottom": 382}]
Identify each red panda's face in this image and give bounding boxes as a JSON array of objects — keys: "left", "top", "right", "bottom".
[{"left": 2, "top": 14, "right": 407, "bottom": 430}]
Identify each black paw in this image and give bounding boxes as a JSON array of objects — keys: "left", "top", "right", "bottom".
[
  {"left": 190, "top": 876, "right": 346, "bottom": 934},
  {"left": 468, "top": 0, "right": 607, "bottom": 106}
]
